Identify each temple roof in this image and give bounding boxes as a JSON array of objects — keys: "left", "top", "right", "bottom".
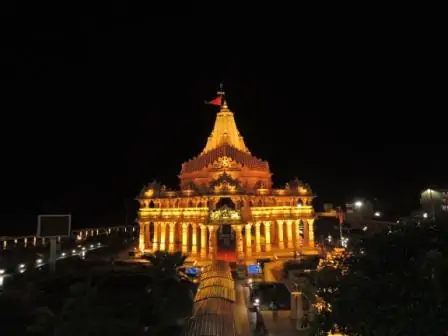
[
  {"left": 179, "top": 87, "right": 270, "bottom": 178},
  {"left": 181, "top": 143, "right": 269, "bottom": 174},
  {"left": 201, "top": 101, "right": 250, "bottom": 154}
]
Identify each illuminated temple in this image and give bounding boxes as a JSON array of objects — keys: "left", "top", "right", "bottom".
[{"left": 137, "top": 88, "right": 317, "bottom": 263}]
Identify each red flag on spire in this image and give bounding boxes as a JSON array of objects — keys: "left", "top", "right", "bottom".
[{"left": 206, "top": 96, "right": 222, "bottom": 106}]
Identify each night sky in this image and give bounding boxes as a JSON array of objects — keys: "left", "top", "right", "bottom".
[{"left": 2, "top": 16, "right": 445, "bottom": 234}]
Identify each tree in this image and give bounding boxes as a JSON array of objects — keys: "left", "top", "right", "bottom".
[
  {"left": 54, "top": 275, "right": 143, "bottom": 336},
  {"left": 0, "top": 271, "right": 57, "bottom": 335},
  {"left": 143, "top": 251, "right": 188, "bottom": 280},
  {"left": 316, "top": 220, "right": 448, "bottom": 335},
  {"left": 0, "top": 252, "right": 194, "bottom": 335},
  {"left": 142, "top": 251, "right": 194, "bottom": 334}
]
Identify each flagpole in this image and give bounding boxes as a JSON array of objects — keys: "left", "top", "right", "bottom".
[{"left": 217, "top": 82, "right": 225, "bottom": 107}]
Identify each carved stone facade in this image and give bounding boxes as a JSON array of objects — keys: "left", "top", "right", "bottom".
[{"left": 137, "top": 92, "right": 317, "bottom": 262}]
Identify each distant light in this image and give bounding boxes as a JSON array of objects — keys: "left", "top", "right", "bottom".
[
  {"left": 297, "top": 203, "right": 302, "bottom": 208},
  {"left": 374, "top": 211, "right": 381, "bottom": 217},
  {"left": 423, "top": 212, "right": 428, "bottom": 218},
  {"left": 362, "top": 226, "right": 368, "bottom": 231},
  {"left": 0, "top": 269, "right": 5, "bottom": 275},
  {"left": 354, "top": 201, "right": 363, "bottom": 208}
]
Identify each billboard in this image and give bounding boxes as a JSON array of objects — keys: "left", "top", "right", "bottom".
[{"left": 37, "top": 214, "right": 71, "bottom": 238}]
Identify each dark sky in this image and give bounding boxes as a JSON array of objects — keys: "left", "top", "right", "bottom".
[{"left": 2, "top": 16, "right": 445, "bottom": 233}]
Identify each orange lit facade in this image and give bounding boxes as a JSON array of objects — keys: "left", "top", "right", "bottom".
[{"left": 137, "top": 90, "right": 317, "bottom": 262}]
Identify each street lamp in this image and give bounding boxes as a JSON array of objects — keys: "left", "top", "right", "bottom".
[
  {"left": 354, "top": 201, "right": 363, "bottom": 208},
  {"left": 374, "top": 211, "right": 381, "bottom": 217}
]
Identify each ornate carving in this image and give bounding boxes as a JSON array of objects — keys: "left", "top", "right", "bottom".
[
  {"left": 209, "top": 205, "right": 241, "bottom": 223},
  {"left": 288, "top": 178, "right": 312, "bottom": 195},
  {"left": 139, "top": 180, "right": 161, "bottom": 197},
  {"left": 182, "top": 181, "right": 199, "bottom": 193},
  {"left": 209, "top": 172, "right": 242, "bottom": 193},
  {"left": 254, "top": 180, "right": 265, "bottom": 189},
  {"left": 212, "top": 156, "right": 234, "bottom": 169}
]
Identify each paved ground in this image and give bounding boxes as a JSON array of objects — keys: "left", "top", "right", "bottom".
[
  {"left": 261, "top": 311, "right": 308, "bottom": 335},
  {"left": 234, "top": 281, "right": 252, "bottom": 335}
]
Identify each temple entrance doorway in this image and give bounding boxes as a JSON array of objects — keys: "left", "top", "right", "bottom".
[{"left": 216, "top": 223, "right": 237, "bottom": 262}]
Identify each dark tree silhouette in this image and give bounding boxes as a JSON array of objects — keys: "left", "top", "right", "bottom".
[{"left": 316, "top": 220, "right": 448, "bottom": 335}]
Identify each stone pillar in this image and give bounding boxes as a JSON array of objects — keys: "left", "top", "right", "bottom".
[
  {"left": 234, "top": 225, "right": 244, "bottom": 259},
  {"left": 153, "top": 222, "right": 159, "bottom": 251},
  {"left": 277, "top": 220, "right": 284, "bottom": 249},
  {"left": 255, "top": 222, "right": 261, "bottom": 253},
  {"left": 144, "top": 222, "right": 150, "bottom": 248},
  {"left": 208, "top": 226, "right": 216, "bottom": 260},
  {"left": 264, "top": 221, "right": 272, "bottom": 252},
  {"left": 295, "top": 220, "right": 301, "bottom": 250},
  {"left": 200, "top": 224, "right": 207, "bottom": 259},
  {"left": 191, "top": 223, "right": 198, "bottom": 255},
  {"left": 159, "top": 222, "right": 167, "bottom": 251},
  {"left": 286, "top": 220, "right": 293, "bottom": 249},
  {"left": 139, "top": 222, "right": 145, "bottom": 252},
  {"left": 290, "top": 290, "right": 300, "bottom": 319},
  {"left": 245, "top": 223, "right": 252, "bottom": 257},
  {"left": 168, "top": 222, "right": 176, "bottom": 252},
  {"left": 307, "top": 218, "right": 315, "bottom": 248},
  {"left": 295, "top": 292, "right": 306, "bottom": 330},
  {"left": 182, "top": 223, "right": 189, "bottom": 254},
  {"left": 303, "top": 219, "right": 309, "bottom": 247}
]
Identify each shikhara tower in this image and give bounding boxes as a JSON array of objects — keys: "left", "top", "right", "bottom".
[{"left": 137, "top": 86, "right": 317, "bottom": 263}]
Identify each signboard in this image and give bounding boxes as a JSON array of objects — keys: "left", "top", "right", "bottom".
[
  {"left": 185, "top": 267, "right": 200, "bottom": 276},
  {"left": 37, "top": 214, "right": 71, "bottom": 238},
  {"left": 209, "top": 206, "right": 241, "bottom": 223},
  {"left": 247, "top": 264, "right": 262, "bottom": 275}
]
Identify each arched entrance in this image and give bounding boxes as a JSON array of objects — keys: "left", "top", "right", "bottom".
[{"left": 216, "top": 223, "right": 237, "bottom": 262}]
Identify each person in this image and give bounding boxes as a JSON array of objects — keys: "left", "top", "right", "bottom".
[
  {"left": 254, "top": 314, "right": 268, "bottom": 335},
  {"left": 255, "top": 317, "right": 265, "bottom": 334}
]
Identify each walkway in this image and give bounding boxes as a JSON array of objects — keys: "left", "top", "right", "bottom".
[
  {"left": 183, "top": 261, "right": 236, "bottom": 336},
  {"left": 261, "top": 311, "right": 306, "bottom": 335},
  {"left": 234, "top": 281, "right": 252, "bottom": 335}
]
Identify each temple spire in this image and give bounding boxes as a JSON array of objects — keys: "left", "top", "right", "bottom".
[{"left": 201, "top": 84, "right": 250, "bottom": 154}]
